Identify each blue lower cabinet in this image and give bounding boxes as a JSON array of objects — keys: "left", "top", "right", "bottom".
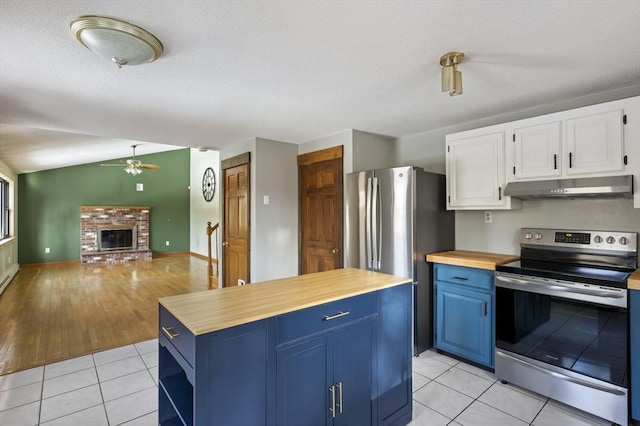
[
  {"left": 631, "top": 289, "right": 640, "bottom": 423},
  {"left": 434, "top": 264, "right": 494, "bottom": 368},
  {"left": 159, "top": 319, "right": 273, "bottom": 426},
  {"left": 159, "top": 284, "right": 412, "bottom": 425},
  {"left": 277, "top": 319, "right": 375, "bottom": 426}
]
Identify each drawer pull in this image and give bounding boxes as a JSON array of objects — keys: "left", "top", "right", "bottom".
[
  {"left": 162, "top": 326, "right": 179, "bottom": 339},
  {"left": 324, "top": 311, "right": 350, "bottom": 321},
  {"left": 452, "top": 276, "right": 468, "bottom": 281}
]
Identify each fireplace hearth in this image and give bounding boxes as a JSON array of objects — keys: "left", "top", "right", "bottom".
[{"left": 80, "top": 206, "right": 152, "bottom": 264}]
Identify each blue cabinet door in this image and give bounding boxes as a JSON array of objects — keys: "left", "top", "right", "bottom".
[
  {"left": 631, "top": 289, "right": 640, "bottom": 422},
  {"left": 276, "top": 319, "right": 376, "bottom": 426},
  {"left": 334, "top": 320, "right": 375, "bottom": 426},
  {"left": 435, "top": 283, "right": 492, "bottom": 367},
  {"left": 277, "top": 334, "right": 332, "bottom": 426}
]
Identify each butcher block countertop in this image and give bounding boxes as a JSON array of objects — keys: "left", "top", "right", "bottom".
[
  {"left": 629, "top": 269, "right": 640, "bottom": 291},
  {"left": 426, "top": 250, "right": 519, "bottom": 271},
  {"left": 159, "top": 268, "right": 411, "bottom": 336}
]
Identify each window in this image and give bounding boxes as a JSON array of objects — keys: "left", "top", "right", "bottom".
[{"left": 0, "top": 175, "right": 11, "bottom": 240}]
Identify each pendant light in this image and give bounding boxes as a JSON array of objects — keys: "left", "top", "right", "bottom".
[{"left": 440, "top": 52, "right": 465, "bottom": 96}]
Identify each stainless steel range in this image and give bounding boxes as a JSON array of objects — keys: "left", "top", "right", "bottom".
[{"left": 495, "top": 228, "right": 637, "bottom": 426}]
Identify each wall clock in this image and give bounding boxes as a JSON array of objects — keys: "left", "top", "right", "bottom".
[{"left": 202, "top": 167, "right": 216, "bottom": 202}]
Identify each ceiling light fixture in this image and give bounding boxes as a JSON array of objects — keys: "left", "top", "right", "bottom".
[
  {"left": 440, "top": 52, "right": 465, "bottom": 96},
  {"left": 70, "top": 16, "right": 163, "bottom": 68}
]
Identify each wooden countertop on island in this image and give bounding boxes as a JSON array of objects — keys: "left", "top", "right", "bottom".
[
  {"left": 629, "top": 269, "right": 640, "bottom": 291},
  {"left": 426, "top": 250, "right": 519, "bottom": 270},
  {"left": 159, "top": 268, "right": 411, "bottom": 336}
]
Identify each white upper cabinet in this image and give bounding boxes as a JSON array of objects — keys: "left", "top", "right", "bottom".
[
  {"left": 446, "top": 96, "right": 639, "bottom": 210},
  {"left": 446, "top": 129, "right": 520, "bottom": 210},
  {"left": 506, "top": 99, "right": 632, "bottom": 182},
  {"left": 565, "top": 110, "right": 624, "bottom": 176},
  {"left": 512, "top": 121, "right": 562, "bottom": 179}
]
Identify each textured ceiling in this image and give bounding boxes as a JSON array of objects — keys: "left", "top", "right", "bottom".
[{"left": 1, "top": 0, "right": 639, "bottom": 173}]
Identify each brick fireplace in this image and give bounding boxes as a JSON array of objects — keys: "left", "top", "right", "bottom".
[{"left": 80, "top": 206, "right": 152, "bottom": 264}]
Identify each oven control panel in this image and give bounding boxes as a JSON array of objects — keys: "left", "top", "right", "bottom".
[{"left": 520, "top": 228, "right": 637, "bottom": 253}]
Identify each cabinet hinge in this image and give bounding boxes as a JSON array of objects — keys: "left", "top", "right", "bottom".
[
  {"left": 623, "top": 114, "right": 627, "bottom": 125},
  {"left": 624, "top": 155, "right": 628, "bottom": 165},
  {"left": 512, "top": 166, "right": 515, "bottom": 175},
  {"left": 447, "top": 145, "right": 450, "bottom": 153},
  {"left": 512, "top": 134, "right": 515, "bottom": 142}
]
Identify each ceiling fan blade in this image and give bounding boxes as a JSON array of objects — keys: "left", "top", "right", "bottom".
[
  {"left": 100, "top": 164, "right": 126, "bottom": 167},
  {"left": 140, "top": 164, "right": 160, "bottom": 170}
]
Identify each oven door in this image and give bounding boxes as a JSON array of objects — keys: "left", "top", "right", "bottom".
[{"left": 495, "top": 271, "right": 629, "bottom": 425}]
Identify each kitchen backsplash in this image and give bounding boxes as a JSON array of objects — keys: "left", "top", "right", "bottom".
[{"left": 455, "top": 198, "right": 640, "bottom": 254}]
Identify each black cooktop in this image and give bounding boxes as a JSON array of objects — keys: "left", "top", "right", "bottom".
[{"left": 496, "top": 259, "right": 632, "bottom": 289}]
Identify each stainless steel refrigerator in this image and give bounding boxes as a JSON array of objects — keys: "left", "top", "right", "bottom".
[{"left": 345, "top": 166, "right": 455, "bottom": 356}]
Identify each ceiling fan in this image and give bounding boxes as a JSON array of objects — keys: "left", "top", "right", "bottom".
[{"left": 100, "top": 145, "right": 160, "bottom": 175}]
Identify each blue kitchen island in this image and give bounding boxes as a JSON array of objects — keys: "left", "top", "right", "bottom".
[{"left": 158, "top": 268, "right": 413, "bottom": 426}]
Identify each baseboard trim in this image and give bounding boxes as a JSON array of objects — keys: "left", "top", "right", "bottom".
[
  {"left": 0, "top": 263, "right": 19, "bottom": 296},
  {"left": 152, "top": 252, "right": 191, "bottom": 259},
  {"left": 21, "top": 260, "right": 81, "bottom": 268}
]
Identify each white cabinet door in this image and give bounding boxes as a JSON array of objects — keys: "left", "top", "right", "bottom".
[
  {"left": 447, "top": 131, "right": 509, "bottom": 209},
  {"left": 513, "top": 121, "right": 561, "bottom": 180},
  {"left": 565, "top": 109, "right": 624, "bottom": 176}
]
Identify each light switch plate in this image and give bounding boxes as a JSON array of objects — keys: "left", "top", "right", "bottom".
[{"left": 136, "top": 183, "right": 144, "bottom": 191}]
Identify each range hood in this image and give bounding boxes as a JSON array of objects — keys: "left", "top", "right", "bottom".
[{"left": 503, "top": 175, "right": 633, "bottom": 200}]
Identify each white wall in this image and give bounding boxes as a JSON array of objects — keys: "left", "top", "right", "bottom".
[
  {"left": 299, "top": 130, "right": 354, "bottom": 173},
  {"left": 455, "top": 199, "right": 640, "bottom": 254},
  {"left": 0, "top": 158, "right": 19, "bottom": 295},
  {"left": 352, "top": 130, "right": 395, "bottom": 171},
  {"left": 395, "top": 85, "right": 640, "bottom": 254},
  {"left": 219, "top": 138, "right": 299, "bottom": 284},
  {"left": 253, "top": 138, "right": 299, "bottom": 282},
  {"left": 189, "top": 149, "right": 220, "bottom": 257}
]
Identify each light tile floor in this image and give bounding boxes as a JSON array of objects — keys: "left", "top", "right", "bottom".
[{"left": 0, "top": 341, "right": 615, "bottom": 425}]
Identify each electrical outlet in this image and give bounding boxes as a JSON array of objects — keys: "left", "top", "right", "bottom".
[
  {"left": 45, "top": 247, "right": 50, "bottom": 253},
  {"left": 484, "top": 211, "right": 492, "bottom": 223},
  {"left": 165, "top": 240, "right": 170, "bottom": 246}
]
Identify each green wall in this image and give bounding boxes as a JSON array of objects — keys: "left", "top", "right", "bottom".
[{"left": 18, "top": 149, "right": 190, "bottom": 264}]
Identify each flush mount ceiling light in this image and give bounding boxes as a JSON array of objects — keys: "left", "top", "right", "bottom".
[
  {"left": 440, "top": 51, "right": 465, "bottom": 96},
  {"left": 70, "top": 15, "right": 163, "bottom": 68}
]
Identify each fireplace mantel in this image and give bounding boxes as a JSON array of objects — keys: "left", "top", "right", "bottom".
[{"left": 80, "top": 206, "right": 152, "bottom": 264}]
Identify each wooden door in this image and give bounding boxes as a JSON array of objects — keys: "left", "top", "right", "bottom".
[
  {"left": 298, "top": 146, "right": 343, "bottom": 275},
  {"left": 222, "top": 153, "right": 250, "bottom": 287}
]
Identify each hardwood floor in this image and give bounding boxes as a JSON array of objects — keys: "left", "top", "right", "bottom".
[{"left": 0, "top": 255, "right": 210, "bottom": 376}]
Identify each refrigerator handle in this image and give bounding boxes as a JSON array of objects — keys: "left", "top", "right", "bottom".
[
  {"left": 365, "top": 177, "right": 373, "bottom": 269},
  {"left": 372, "top": 177, "right": 380, "bottom": 270}
]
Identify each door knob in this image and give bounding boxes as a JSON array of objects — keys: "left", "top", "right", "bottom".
[
  {"left": 331, "top": 248, "right": 339, "bottom": 254},
  {"left": 222, "top": 241, "right": 229, "bottom": 247}
]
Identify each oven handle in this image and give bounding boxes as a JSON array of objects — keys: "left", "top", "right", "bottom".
[
  {"left": 495, "top": 274, "right": 625, "bottom": 299},
  {"left": 496, "top": 350, "right": 626, "bottom": 396}
]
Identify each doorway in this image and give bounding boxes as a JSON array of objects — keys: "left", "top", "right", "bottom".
[
  {"left": 222, "top": 152, "right": 250, "bottom": 286},
  {"left": 298, "top": 146, "right": 343, "bottom": 274}
]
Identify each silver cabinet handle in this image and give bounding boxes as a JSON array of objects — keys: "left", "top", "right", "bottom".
[
  {"left": 324, "top": 311, "right": 350, "bottom": 321},
  {"left": 329, "top": 385, "right": 336, "bottom": 418},
  {"left": 452, "top": 276, "right": 468, "bottom": 281},
  {"left": 161, "top": 326, "right": 179, "bottom": 339},
  {"left": 336, "top": 382, "right": 343, "bottom": 414}
]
